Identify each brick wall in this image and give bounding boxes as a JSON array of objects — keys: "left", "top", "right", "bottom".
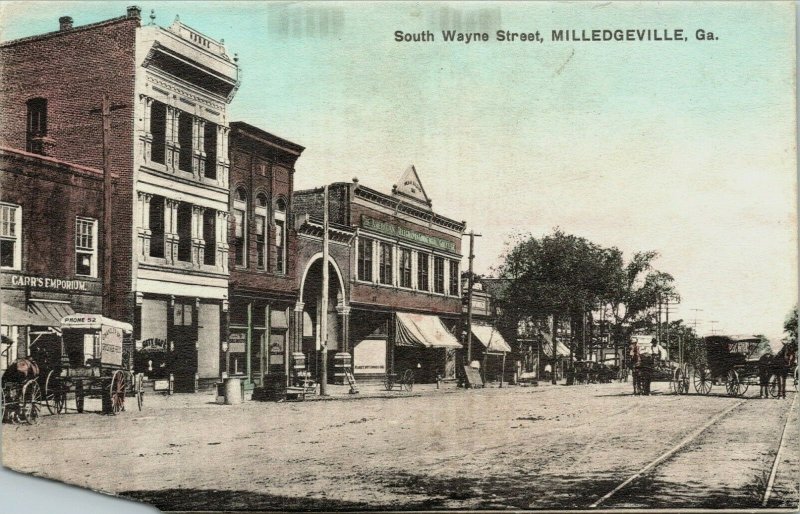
[{"left": 0, "top": 15, "right": 139, "bottom": 323}]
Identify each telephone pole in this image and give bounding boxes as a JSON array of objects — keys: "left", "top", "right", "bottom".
[
  {"left": 690, "top": 308, "right": 704, "bottom": 333},
  {"left": 465, "top": 230, "right": 482, "bottom": 363}
]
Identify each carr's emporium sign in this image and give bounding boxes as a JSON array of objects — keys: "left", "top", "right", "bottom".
[
  {"left": 5, "top": 274, "right": 99, "bottom": 293},
  {"left": 361, "top": 215, "right": 456, "bottom": 252}
]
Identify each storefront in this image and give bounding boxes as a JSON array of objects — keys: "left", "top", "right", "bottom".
[
  {"left": 469, "top": 322, "right": 512, "bottom": 383},
  {"left": 393, "top": 312, "right": 462, "bottom": 382}
]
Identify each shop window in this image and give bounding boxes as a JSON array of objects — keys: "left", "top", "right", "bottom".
[
  {"left": 233, "top": 188, "right": 247, "bottom": 267},
  {"left": 149, "top": 196, "right": 165, "bottom": 258},
  {"left": 449, "top": 259, "right": 460, "bottom": 296},
  {"left": 433, "top": 256, "right": 445, "bottom": 294},
  {"left": 417, "top": 252, "right": 429, "bottom": 291},
  {"left": 255, "top": 194, "right": 267, "bottom": 270},
  {"left": 379, "top": 242, "right": 392, "bottom": 285},
  {"left": 204, "top": 121, "right": 217, "bottom": 179},
  {"left": 358, "top": 238, "right": 373, "bottom": 282},
  {"left": 150, "top": 101, "right": 167, "bottom": 164},
  {"left": 26, "top": 98, "right": 47, "bottom": 154},
  {"left": 173, "top": 301, "right": 193, "bottom": 326},
  {"left": 399, "top": 248, "right": 412, "bottom": 288},
  {"left": 0, "top": 203, "right": 21, "bottom": 270},
  {"left": 203, "top": 209, "right": 216, "bottom": 265},
  {"left": 176, "top": 202, "right": 192, "bottom": 262},
  {"left": 275, "top": 198, "right": 287, "bottom": 275},
  {"left": 178, "top": 111, "right": 193, "bottom": 172},
  {"left": 75, "top": 217, "right": 98, "bottom": 277}
]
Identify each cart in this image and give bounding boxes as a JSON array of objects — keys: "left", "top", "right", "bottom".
[
  {"left": 384, "top": 369, "right": 415, "bottom": 392},
  {"left": 1, "top": 358, "right": 42, "bottom": 424},
  {"left": 43, "top": 314, "right": 142, "bottom": 415},
  {"left": 692, "top": 335, "right": 765, "bottom": 397}
]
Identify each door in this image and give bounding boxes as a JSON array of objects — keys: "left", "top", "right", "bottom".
[{"left": 172, "top": 300, "right": 197, "bottom": 393}]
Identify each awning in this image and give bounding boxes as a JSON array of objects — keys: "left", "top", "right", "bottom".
[
  {"left": 396, "top": 312, "right": 462, "bottom": 349},
  {"left": 1, "top": 303, "right": 56, "bottom": 327},
  {"left": 539, "top": 330, "right": 571, "bottom": 357},
  {"left": 28, "top": 299, "right": 74, "bottom": 325},
  {"left": 471, "top": 323, "right": 512, "bottom": 353}
]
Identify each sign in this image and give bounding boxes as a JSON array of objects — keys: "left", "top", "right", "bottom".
[
  {"left": 361, "top": 215, "right": 456, "bottom": 252},
  {"left": 100, "top": 325, "right": 123, "bottom": 367},
  {"left": 5, "top": 273, "right": 98, "bottom": 293},
  {"left": 139, "top": 338, "right": 168, "bottom": 352}
]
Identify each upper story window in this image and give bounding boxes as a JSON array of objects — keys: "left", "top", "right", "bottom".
[
  {"left": 417, "top": 252, "right": 429, "bottom": 291},
  {"left": 177, "top": 112, "right": 193, "bottom": 172},
  {"left": 0, "top": 203, "right": 21, "bottom": 270},
  {"left": 449, "top": 259, "right": 460, "bottom": 296},
  {"left": 176, "top": 202, "right": 192, "bottom": 262},
  {"left": 399, "top": 248, "right": 412, "bottom": 288},
  {"left": 26, "top": 98, "right": 47, "bottom": 154},
  {"left": 204, "top": 121, "right": 217, "bottom": 179},
  {"left": 433, "top": 256, "right": 445, "bottom": 294},
  {"left": 357, "top": 238, "right": 373, "bottom": 282},
  {"left": 75, "top": 217, "right": 98, "bottom": 277},
  {"left": 275, "top": 198, "right": 287, "bottom": 275},
  {"left": 150, "top": 101, "right": 167, "bottom": 164},
  {"left": 379, "top": 242, "right": 393, "bottom": 285},
  {"left": 255, "top": 194, "right": 268, "bottom": 270},
  {"left": 203, "top": 209, "right": 216, "bottom": 266},
  {"left": 149, "top": 196, "right": 165, "bottom": 258},
  {"left": 233, "top": 187, "right": 247, "bottom": 267}
]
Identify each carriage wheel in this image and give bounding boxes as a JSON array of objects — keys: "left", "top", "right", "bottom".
[
  {"left": 404, "top": 372, "right": 414, "bottom": 392},
  {"left": 135, "top": 373, "right": 144, "bottom": 411},
  {"left": 693, "top": 367, "right": 712, "bottom": 395},
  {"left": 21, "top": 380, "right": 42, "bottom": 425},
  {"left": 110, "top": 370, "right": 126, "bottom": 414},
  {"left": 725, "top": 369, "right": 742, "bottom": 397},
  {"left": 75, "top": 381, "right": 84, "bottom": 413},
  {"left": 44, "top": 370, "right": 67, "bottom": 415},
  {"left": 794, "top": 368, "right": 798, "bottom": 393},
  {"left": 769, "top": 374, "right": 779, "bottom": 398},
  {"left": 384, "top": 376, "right": 394, "bottom": 391}
]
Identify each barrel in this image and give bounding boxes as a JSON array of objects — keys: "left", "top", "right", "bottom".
[{"left": 223, "top": 377, "right": 242, "bottom": 405}]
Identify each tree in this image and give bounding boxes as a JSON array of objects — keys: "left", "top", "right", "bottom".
[{"left": 784, "top": 306, "right": 797, "bottom": 346}]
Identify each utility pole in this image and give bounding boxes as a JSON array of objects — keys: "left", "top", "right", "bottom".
[
  {"left": 320, "top": 186, "right": 330, "bottom": 395},
  {"left": 690, "top": 308, "right": 703, "bottom": 333},
  {"left": 709, "top": 320, "right": 719, "bottom": 335},
  {"left": 465, "top": 230, "right": 481, "bottom": 364},
  {"left": 90, "top": 94, "right": 127, "bottom": 318}
]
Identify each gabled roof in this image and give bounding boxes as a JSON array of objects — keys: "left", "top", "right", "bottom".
[{"left": 392, "top": 165, "right": 432, "bottom": 209}]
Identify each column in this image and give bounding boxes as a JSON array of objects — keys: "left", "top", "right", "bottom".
[
  {"left": 216, "top": 211, "right": 229, "bottom": 272},
  {"left": 292, "top": 301, "right": 305, "bottom": 353},
  {"left": 218, "top": 126, "right": 230, "bottom": 189},
  {"left": 191, "top": 205, "right": 206, "bottom": 267},
  {"left": 165, "top": 106, "right": 180, "bottom": 172},
  {"left": 140, "top": 95, "right": 154, "bottom": 162},
  {"left": 137, "top": 192, "right": 152, "bottom": 260},
  {"left": 164, "top": 198, "right": 180, "bottom": 265},
  {"left": 194, "top": 118, "right": 205, "bottom": 180}
]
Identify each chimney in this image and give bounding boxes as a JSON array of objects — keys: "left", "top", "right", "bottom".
[
  {"left": 126, "top": 5, "right": 141, "bottom": 19},
  {"left": 58, "top": 16, "right": 73, "bottom": 31}
]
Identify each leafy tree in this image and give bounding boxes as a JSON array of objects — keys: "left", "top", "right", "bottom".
[{"left": 784, "top": 305, "right": 798, "bottom": 346}]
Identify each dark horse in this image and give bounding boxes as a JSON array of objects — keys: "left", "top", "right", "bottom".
[
  {"left": 758, "top": 342, "right": 797, "bottom": 399},
  {"left": 2, "top": 357, "right": 40, "bottom": 383},
  {"left": 629, "top": 340, "right": 653, "bottom": 395}
]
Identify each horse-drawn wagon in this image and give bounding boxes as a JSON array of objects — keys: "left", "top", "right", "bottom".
[
  {"left": 42, "top": 314, "right": 143, "bottom": 415},
  {"left": 1, "top": 356, "right": 42, "bottom": 424},
  {"left": 692, "top": 335, "right": 772, "bottom": 397}
]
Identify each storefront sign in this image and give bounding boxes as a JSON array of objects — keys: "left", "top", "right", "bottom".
[
  {"left": 361, "top": 215, "right": 456, "bottom": 252},
  {"left": 5, "top": 273, "right": 99, "bottom": 293},
  {"left": 100, "top": 326, "right": 123, "bottom": 367}
]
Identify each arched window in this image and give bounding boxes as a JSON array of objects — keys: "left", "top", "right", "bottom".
[
  {"left": 255, "top": 193, "right": 268, "bottom": 270},
  {"left": 274, "top": 197, "right": 287, "bottom": 274},
  {"left": 233, "top": 187, "right": 247, "bottom": 267}
]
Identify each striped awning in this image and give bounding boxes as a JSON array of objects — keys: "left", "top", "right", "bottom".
[
  {"left": 28, "top": 299, "right": 74, "bottom": 325},
  {"left": 396, "top": 313, "right": 462, "bottom": 349},
  {"left": 540, "top": 330, "right": 571, "bottom": 357},
  {"left": 471, "top": 323, "right": 512, "bottom": 353},
  {"left": 1, "top": 303, "right": 56, "bottom": 327}
]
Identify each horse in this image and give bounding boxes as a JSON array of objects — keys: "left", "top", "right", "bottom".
[
  {"left": 757, "top": 342, "right": 797, "bottom": 399},
  {"left": 629, "top": 341, "right": 653, "bottom": 395},
  {"left": 2, "top": 357, "right": 40, "bottom": 384}
]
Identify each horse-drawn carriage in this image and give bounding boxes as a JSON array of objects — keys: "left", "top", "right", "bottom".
[
  {"left": 1, "top": 356, "right": 42, "bottom": 424},
  {"left": 42, "top": 314, "right": 143, "bottom": 415},
  {"left": 574, "top": 360, "right": 616, "bottom": 384},
  {"left": 692, "top": 335, "right": 778, "bottom": 397}
]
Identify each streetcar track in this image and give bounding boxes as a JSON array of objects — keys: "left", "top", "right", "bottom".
[
  {"left": 762, "top": 392, "right": 797, "bottom": 507},
  {"left": 589, "top": 398, "right": 746, "bottom": 508}
]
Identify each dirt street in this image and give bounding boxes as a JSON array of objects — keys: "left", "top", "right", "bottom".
[{"left": 2, "top": 381, "right": 797, "bottom": 511}]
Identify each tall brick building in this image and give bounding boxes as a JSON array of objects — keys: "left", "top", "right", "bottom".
[
  {"left": 293, "top": 167, "right": 466, "bottom": 383},
  {"left": 0, "top": 7, "right": 239, "bottom": 391}
]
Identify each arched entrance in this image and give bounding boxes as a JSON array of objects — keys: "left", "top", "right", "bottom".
[{"left": 297, "top": 255, "right": 349, "bottom": 385}]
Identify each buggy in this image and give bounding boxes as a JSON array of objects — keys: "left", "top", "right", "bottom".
[{"left": 692, "top": 335, "right": 765, "bottom": 397}]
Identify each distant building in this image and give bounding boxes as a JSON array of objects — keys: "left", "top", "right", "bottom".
[{"left": 293, "top": 167, "right": 466, "bottom": 383}]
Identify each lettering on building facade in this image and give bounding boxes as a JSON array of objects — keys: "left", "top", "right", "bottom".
[{"left": 361, "top": 215, "right": 456, "bottom": 252}]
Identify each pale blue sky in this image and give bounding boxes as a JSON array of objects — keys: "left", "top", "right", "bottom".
[{"left": 1, "top": 1, "right": 796, "bottom": 341}]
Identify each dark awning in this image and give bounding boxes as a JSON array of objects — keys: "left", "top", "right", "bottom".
[{"left": 28, "top": 299, "right": 75, "bottom": 325}]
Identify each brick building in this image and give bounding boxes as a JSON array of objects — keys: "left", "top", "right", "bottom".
[
  {"left": 226, "top": 122, "right": 304, "bottom": 388},
  {"left": 0, "top": 7, "right": 240, "bottom": 392},
  {"left": 293, "top": 167, "right": 466, "bottom": 384},
  {"left": 0, "top": 147, "right": 104, "bottom": 372}
]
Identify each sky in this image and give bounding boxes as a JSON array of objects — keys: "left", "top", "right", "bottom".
[{"left": 0, "top": 1, "right": 796, "bottom": 342}]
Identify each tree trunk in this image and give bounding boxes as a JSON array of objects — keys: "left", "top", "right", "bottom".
[{"left": 552, "top": 313, "right": 558, "bottom": 385}]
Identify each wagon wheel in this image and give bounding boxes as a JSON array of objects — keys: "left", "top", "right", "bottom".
[
  {"left": 769, "top": 374, "right": 779, "bottom": 398},
  {"left": 110, "top": 370, "right": 126, "bottom": 414},
  {"left": 693, "top": 367, "right": 713, "bottom": 395},
  {"left": 725, "top": 369, "right": 743, "bottom": 397},
  {"left": 21, "top": 380, "right": 42, "bottom": 425},
  {"left": 44, "top": 370, "right": 67, "bottom": 415},
  {"left": 75, "top": 381, "right": 84, "bottom": 413},
  {"left": 0, "top": 385, "right": 5, "bottom": 423},
  {"left": 135, "top": 373, "right": 144, "bottom": 411},
  {"left": 794, "top": 367, "right": 798, "bottom": 393},
  {"left": 384, "top": 375, "right": 394, "bottom": 391},
  {"left": 403, "top": 371, "right": 414, "bottom": 392}
]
